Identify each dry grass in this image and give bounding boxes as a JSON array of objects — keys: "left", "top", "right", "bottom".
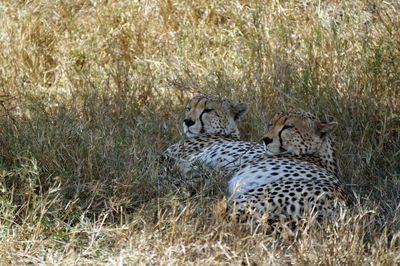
[{"left": 0, "top": 0, "right": 399, "bottom": 264}]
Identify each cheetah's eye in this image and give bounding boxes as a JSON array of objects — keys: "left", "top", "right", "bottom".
[
  {"left": 282, "top": 123, "right": 293, "bottom": 130},
  {"left": 185, "top": 106, "right": 191, "bottom": 111},
  {"left": 203, "top": 108, "right": 213, "bottom": 113}
]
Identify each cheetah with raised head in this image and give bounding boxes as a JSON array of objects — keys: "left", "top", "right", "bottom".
[
  {"left": 228, "top": 111, "right": 349, "bottom": 221},
  {"left": 161, "top": 95, "right": 265, "bottom": 175}
]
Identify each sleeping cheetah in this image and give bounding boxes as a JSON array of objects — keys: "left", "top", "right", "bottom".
[
  {"left": 228, "top": 111, "right": 349, "bottom": 222},
  {"left": 161, "top": 95, "right": 265, "bottom": 175}
]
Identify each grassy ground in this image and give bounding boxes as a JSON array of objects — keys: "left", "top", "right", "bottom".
[{"left": 0, "top": 0, "right": 399, "bottom": 264}]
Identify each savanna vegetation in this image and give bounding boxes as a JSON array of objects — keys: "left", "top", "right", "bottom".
[{"left": 0, "top": 0, "right": 399, "bottom": 264}]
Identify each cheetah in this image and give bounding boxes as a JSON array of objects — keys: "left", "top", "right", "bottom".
[
  {"left": 161, "top": 95, "right": 265, "bottom": 175},
  {"left": 228, "top": 111, "right": 349, "bottom": 222}
]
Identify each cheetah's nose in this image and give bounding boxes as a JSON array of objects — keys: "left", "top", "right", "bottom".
[
  {"left": 263, "top": 137, "right": 273, "bottom": 146},
  {"left": 184, "top": 118, "right": 195, "bottom": 127}
]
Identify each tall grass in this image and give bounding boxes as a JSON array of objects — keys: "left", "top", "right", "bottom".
[{"left": 0, "top": 0, "right": 399, "bottom": 263}]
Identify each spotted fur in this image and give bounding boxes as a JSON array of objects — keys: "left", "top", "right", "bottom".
[
  {"left": 161, "top": 95, "right": 265, "bottom": 175},
  {"left": 228, "top": 111, "right": 349, "bottom": 222}
]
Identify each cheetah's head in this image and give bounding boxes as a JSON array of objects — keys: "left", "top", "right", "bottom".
[
  {"left": 183, "top": 95, "right": 248, "bottom": 138},
  {"left": 263, "top": 111, "right": 337, "bottom": 156}
]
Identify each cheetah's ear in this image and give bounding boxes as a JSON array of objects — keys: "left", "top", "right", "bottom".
[
  {"left": 232, "top": 103, "right": 249, "bottom": 121},
  {"left": 318, "top": 121, "right": 338, "bottom": 137}
]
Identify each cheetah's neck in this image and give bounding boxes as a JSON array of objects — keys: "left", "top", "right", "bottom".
[
  {"left": 275, "top": 139, "right": 338, "bottom": 176},
  {"left": 315, "top": 139, "right": 338, "bottom": 175},
  {"left": 228, "top": 132, "right": 240, "bottom": 139}
]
